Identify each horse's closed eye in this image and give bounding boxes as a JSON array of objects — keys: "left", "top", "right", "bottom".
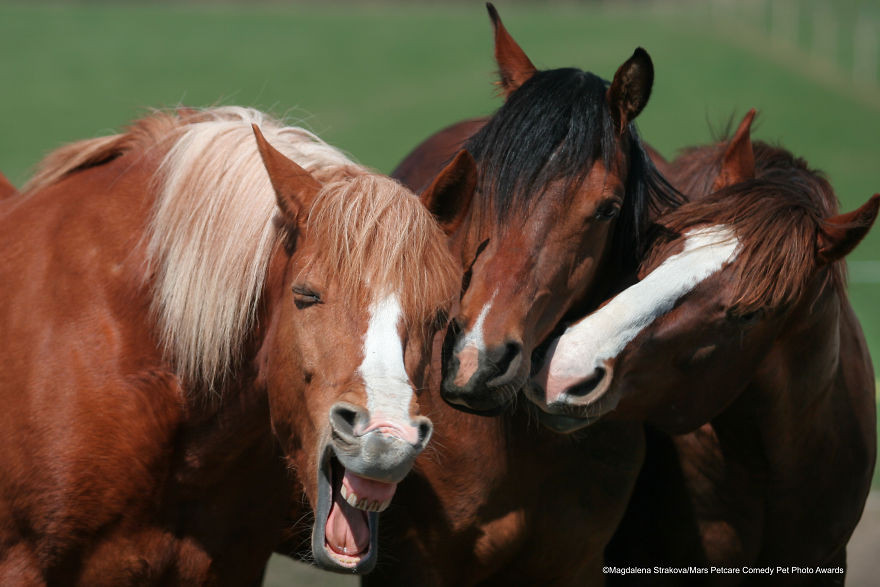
[
  {"left": 726, "top": 307, "right": 764, "bottom": 326},
  {"left": 293, "top": 285, "right": 322, "bottom": 308}
]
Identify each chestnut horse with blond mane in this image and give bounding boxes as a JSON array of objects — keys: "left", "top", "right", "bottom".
[
  {"left": 0, "top": 107, "right": 469, "bottom": 582},
  {"left": 532, "top": 112, "right": 877, "bottom": 581}
]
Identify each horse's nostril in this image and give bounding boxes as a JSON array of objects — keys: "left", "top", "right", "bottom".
[
  {"left": 416, "top": 419, "right": 433, "bottom": 447},
  {"left": 335, "top": 406, "right": 357, "bottom": 427},
  {"left": 567, "top": 367, "right": 606, "bottom": 397},
  {"left": 486, "top": 341, "right": 522, "bottom": 382},
  {"left": 329, "top": 402, "right": 366, "bottom": 439},
  {"left": 497, "top": 341, "right": 521, "bottom": 371}
]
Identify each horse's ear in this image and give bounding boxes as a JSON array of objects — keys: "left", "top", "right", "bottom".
[
  {"left": 420, "top": 150, "right": 477, "bottom": 236},
  {"left": 817, "top": 194, "right": 880, "bottom": 264},
  {"left": 487, "top": 3, "right": 537, "bottom": 97},
  {"left": 713, "top": 108, "right": 757, "bottom": 191},
  {"left": 606, "top": 47, "right": 654, "bottom": 134},
  {"left": 0, "top": 171, "right": 17, "bottom": 199},
  {"left": 252, "top": 124, "right": 321, "bottom": 225}
]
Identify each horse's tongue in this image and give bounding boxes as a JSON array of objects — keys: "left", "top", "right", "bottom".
[{"left": 325, "top": 489, "right": 370, "bottom": 556}]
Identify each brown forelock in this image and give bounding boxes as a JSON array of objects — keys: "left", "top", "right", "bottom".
[
  {"left": 648, "top": 167, "right": 841, "bottom": 314},
  {"left": 301, "top": 172, "right": 461, "bottom": 327}
]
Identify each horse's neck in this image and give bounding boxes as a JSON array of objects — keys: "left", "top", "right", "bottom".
[
  {"left": 712, "top": 282, "right": 872, "bottom": 487},
  {"left": 700, "top": 287, "right": 874, "bottom": 562},
  {"left": 718, "top": 286, "right": 844, "bottom": 454}
]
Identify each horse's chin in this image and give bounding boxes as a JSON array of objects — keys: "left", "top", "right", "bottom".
[
  {"left": 535, "top": 408, "right": 601, "bottom": 433},
  {"left": 311, "top": 445, "right": 394, "bottom": 574},
  {"left": 523, "top": 382, "right": 612, "bottom": 433}
]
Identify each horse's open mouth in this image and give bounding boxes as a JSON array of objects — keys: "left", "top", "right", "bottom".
[{"left": 313, "top": 448, "right": 398, "bottom": 572}]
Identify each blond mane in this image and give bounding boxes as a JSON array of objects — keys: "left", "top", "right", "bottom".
[{"left": 24, "top": 107, "right": 460, "bottom": 391}]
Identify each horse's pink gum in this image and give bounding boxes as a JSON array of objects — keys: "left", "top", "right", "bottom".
[
  {"left": 342, "top": 470, "right": 397, "bottom": 504},
  {"left": 453, "top": 344, "right": 480, "bottom": 387}
]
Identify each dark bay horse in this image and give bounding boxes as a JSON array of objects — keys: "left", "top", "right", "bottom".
[
  {"left": 0, "top": 107, "right": 469, "bottom": 582},
  {"left": 393, "top": 3, "right": 680, "bottom": 414},
  {"left": 361, "top": 5, "right": 676, "bottom": 584},
  {"left": 531, "top": 115, "right": 878, "bottom": 580}
]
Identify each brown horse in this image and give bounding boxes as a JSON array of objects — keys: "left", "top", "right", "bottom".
[
  {"left": 392, "top": 3, "right": 680, "bottom": 414},
  {"left": 0, "top": 107, "right": 469, "bottom": 582},
  {"left": 361, "top": 5, "right": 666, "bottom": 584},
  {"left": 364, "top": 344, "right": 644, "bottom": 585},
  {"left": 531, "top": 115, "right": 878, "bottom": 580}
]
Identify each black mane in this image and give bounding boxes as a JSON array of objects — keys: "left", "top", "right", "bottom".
[{"left": 465, "top": 66, "right": 682, "bottom": 271}]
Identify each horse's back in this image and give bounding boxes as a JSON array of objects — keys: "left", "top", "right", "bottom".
[{"left": 0, "top": 171, "right": 16, "bottom": 199}]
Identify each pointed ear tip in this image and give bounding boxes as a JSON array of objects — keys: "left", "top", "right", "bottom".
[
  {"left": 864, "top": 194, "right": 880, "bottom": 218},
  {"left": 486, "top": 2, "right": 499, "bottom": 20},
  {"left": 736, "top": 109, "right": 757, "bottom": 133},
  {"left": 633, "top": 47, "right": 652, "bottom": 63},
  {"left": 455, "top": 149, "right": 477, "bottom": 166}
]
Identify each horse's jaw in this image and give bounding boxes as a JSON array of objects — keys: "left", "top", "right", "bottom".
[{"left": 312, "top": 445, "right": 385, "bottom": 573}]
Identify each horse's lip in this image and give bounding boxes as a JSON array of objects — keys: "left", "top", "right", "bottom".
[
  {"left": 523, "top": 384, "right": 608, "bottom": 433},
  {"left": 440, "top": 393, "right": 510, "bottom": 417},
  {"left": 535, "top": 408, "right": 600, "bottom": 433},
  {"left": 311, "top": 445, "right": 379, "bottom": 573}
]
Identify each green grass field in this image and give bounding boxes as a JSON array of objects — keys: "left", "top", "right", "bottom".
[{"left": 1, "top": 1, "right": 878, "bottom": 486}]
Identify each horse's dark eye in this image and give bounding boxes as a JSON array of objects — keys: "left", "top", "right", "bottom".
[
  {"left": 595, "top": 201, "right": 621, "bottom": 221},
  {"left": 292, "top": 285, "right": 321, "bottom": 308},
  {"left": 727, "top": 308, "right": 764, "bottom": 326}
]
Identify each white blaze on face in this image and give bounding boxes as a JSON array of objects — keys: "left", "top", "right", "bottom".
[
  {"left": 545, "top": 226, "right": 740, "bottom": 388},
  {"left": 358, "top": 293, "right": 414, "bottom": 428},
  {"left": 453, "top": 289, "right": 497, "bottom": 386}
]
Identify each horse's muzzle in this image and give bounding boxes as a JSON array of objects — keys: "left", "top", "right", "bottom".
[
  {"left": 440, "top": 331, "right": 524, "bottom": 414},
  {"left": 312, "top": 402, "right": 433, "bottom": 573},
  {"left": 328, "top": 402, "right": 432, "bottom": 483}
]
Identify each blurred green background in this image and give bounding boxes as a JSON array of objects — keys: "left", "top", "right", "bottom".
[{"left": 1, "top": 1, "right": 878, "bottom": 584}]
